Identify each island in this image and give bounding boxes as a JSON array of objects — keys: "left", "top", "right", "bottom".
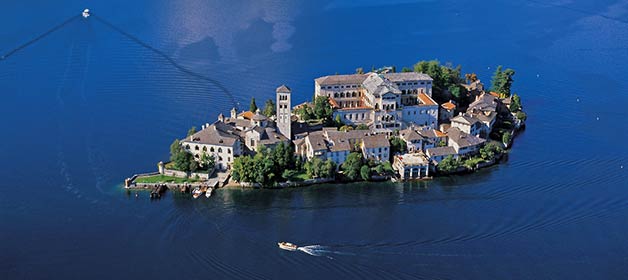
[{"left": 125, "top": 60, "right": 526, "bottom": 198}]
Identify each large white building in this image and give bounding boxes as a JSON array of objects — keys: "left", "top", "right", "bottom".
[{"left": 314, "top": 72, "right": 439, "bottom": 133}]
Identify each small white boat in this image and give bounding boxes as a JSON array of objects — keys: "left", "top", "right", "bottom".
[
  {"left": 192, "top": 187, "right": 203, "bottom": 199},
  {"left": 82, "top": 9, "right": 90, "bottom": 18},
  {"left": 205, "top": 187, "right": 213, "bottom": 198},
  {"left": 278, "top": 242, "right": 298, "bottom": 251}
]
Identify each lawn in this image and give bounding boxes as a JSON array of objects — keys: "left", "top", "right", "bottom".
[{"left": 135, "top": 174, "right": 200, "bottom": 184}]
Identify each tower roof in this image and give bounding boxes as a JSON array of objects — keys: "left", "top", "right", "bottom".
[{"left": 276, "top": 85, "right": 291, "bottom": 93}]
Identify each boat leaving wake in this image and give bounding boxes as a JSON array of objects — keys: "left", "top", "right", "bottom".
[{"left": 296, "top": 245, "right": 354, "bottom": 258}]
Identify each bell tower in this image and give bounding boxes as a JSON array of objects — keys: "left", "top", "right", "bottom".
[{"left": 276, "top": 85, "right": 292, "bottom": 140}]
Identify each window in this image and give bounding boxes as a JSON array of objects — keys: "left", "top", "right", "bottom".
[
  {"left": 202, "top": 146, "right": 207, "bottom": 152},
  {"left": 210, "top": 147, "right": 215, "bottom": 152},
  {"left": 228, "top": 148, "right": 231, "bottom": 154},
  {"left": 219, "top": 156, "right": 223, "bottom": 161},
  {"left": 218, "top": 148, "right": 222, "bottom": 153},
  {"left": 195, "top": 145, "right": 199, "bottom": 151}
]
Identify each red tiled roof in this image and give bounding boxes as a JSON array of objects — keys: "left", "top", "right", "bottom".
[
  {"left": 441, "top": 102, "right": 456, "bottom": 110},
  {"left": 238, "top": 111, "right": 254, "bottom": 120}
]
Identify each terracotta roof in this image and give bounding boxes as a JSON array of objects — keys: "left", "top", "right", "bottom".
[
  {"left": 489, "top": 91, "right": 500, "bottom": 98},
  {"left": 238, "top": 111, "right": 254, "bottom": 120},
  {"left": 417, "top": 93, "right": 437, "bottom": 106},
  {"left": 441, "top": 101, "right": 456, "bottom": 110}
]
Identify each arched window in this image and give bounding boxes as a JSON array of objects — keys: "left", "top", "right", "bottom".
[
  {"left": 219, "top": 156, "right": 223, "bottom": 161},
  {"left": 210, "top": 147, "right": 215, "bottom": 152},
  {"left": 202, "top": 146, "right": 207, "bottom": 152},
  {"left": 195, "top": 145, "right": 199, "bottom": 151},
  {"left": 227, "top": 148, "right": 231, "bottom": 154},
  {"left": 218, "top": 148, "right": 222, "bottom": 153},
  {"left": 334, "top": 93, "right": 339, "bottom": 98},
  {"left": 185, "top": 144, "right": 190, "bottom": 149}
]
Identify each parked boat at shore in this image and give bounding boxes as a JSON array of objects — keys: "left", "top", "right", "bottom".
[
  {"left": 205, "top": 187, "right": 213, "bottom": 198},
  {"left": 192, "top": 187, "right": 203, "bottom": 199}
]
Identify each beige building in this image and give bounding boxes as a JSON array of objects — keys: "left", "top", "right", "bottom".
[
  {"left": 393, "top": 152, "right": 431, "bottom": 180},
  {"left": 314, "top": 72, "right": 438, "bottom": 133},
  {"left": 181, "top": 122, "right": 243, "bottom": 170}
]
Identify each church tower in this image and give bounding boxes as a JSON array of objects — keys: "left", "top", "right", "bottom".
[{"left": 276, "top": 85, "right": 292, "bottom": 140}]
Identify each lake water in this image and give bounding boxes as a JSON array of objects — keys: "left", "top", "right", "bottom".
[{"left": 1, "top": 0, "right": 628, "bottom": 279}]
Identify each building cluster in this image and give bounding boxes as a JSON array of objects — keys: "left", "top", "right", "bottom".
[{"left": 179, "top": 71, "right": 509, "bottom": 181}]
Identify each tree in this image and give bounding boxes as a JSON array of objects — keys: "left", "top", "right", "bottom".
[
  {"left": 490, "top": 66, "right": 516, "bottom": 97},
  {"left": 389, "top": 136, "right": 407, "bottom": 161},
  {"left": 401, "top": 67, "right": 412, "bottom": 73},
  {"left": 263, "top": 99, "right": 276, "bottom": 117},
  {"left": 200, "top": 151, "right": 215, "bottom": 171},
  {"left": 375, "top": 164, "right": 384, "bottom": 175},
  {"left": 335, "top": 114, "right": 343, "bottom": 127},
  {"left": 313, "top": 96, "right": 334, "bottom": 121},
  {"left": 355, "top": 67, "right": 364, "bottom": 74},
  {"left": 360, "top": 165, "right": 371, "bottom": 181},
  {"left": 187, "top": 126, "right": 197, "bottom": 137},
  {"left": 502, "top": 132, "right": 512, "bottom": 145},
  {"left": 170, "top": 139, "right": 192, "bottom": 172},
  {"left": 356, "top": 124, "right": 369, "bottom": 130},
  {"left": 189, "top": 160, "right": 199, "bottom": 172},
  {"left": 250, "top": 97, "right": 258, "bottom": 113},
  {"left": 480, "top": 142, "right": 503, "bottom": 160},
  {"left": 510, "top": 94, "right": 522, "bottom": 112},
  {"left": 515, "top": 111, "right": 527, "bottom": 121},
  {"left": 438, "top": 155, "right": 460, "bottom": 173},
  {"left": 323, "top": 159, "right": 337, "bottom": 179},
  {"left": 342, "top": 152, "right": 364, "bottom": 181}
]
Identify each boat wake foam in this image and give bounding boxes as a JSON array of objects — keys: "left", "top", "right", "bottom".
[{"left": 296, "top": 245, "right": 354, "bottom": 258}]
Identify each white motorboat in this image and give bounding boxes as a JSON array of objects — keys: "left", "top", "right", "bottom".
[
  {"left": 192, "top": 187, "right": 203, "bottom": 199},
  {"left": 205, "top": 187, "right": 213, "bottom": 198},
  {"left": 82, "top": 9, "right": 90, "bottom": 18},
  {"left": 278, "top": 242, "right": 298, "bottom": 251}
]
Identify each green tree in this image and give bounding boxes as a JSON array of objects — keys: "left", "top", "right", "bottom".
[
  {"left": 356, "top": 124, "right": 369, "bottom": 130},
  {"left": 510, "top": 94, "right": 522, "bottom": 112},
  {"left": 355, "top": 67, "right": 364, "bottom": 74},
  {"left": 313, "top": 96, "right": 333, "bottom": 121},
  {"left": 360, "top": 165, "right": 371, "bottom": 181},
  {"left": 342, "top": 152, "right": 364, "bottom": 181},
  {"left": 200, "top": 151, "right": 215, "bottom": 171},
  {"left": 438, "top": 155, "right": 460, "bottom": 173},
  {"left": 375, "top": 164, "right": 384, "bottom": 175},
  {"left": 335, "top": 114, "right": 343, "bottom": 127},
  {"left": 401, "top": 67, "right": 412, "bottom": 73},
  {"left": 170, "top": 139, "right": 192, "bottom": 172},
  {"left": 323, "top": 159, "right": 337, "bottom": 179},
  {"left": 389, "top": 136, "right": 407, "bottom": 161},
  {"left": 480, "top": 142, "right": 503, "bottom": 161},
  {"left": 250, "top": 97, "right": 258, "bottom": 113},
  {"left": 187, "top": 126, "right": 197, "bottom": 137},
  {"left": 490, "top": 66, "right": 516, "bottom": 97},
  {"left": 515, "top": 111, "right": 527, "bottom": 121},
  {"left": 263, "top": 99, "right": 276, "bottom": 117},
  {"left": 502, "top": 132, "right": 512, "bottom": 145}
]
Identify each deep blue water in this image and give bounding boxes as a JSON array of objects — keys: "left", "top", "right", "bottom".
[{"left": 1, "top": 0, "right": 628, "bottom": 279}]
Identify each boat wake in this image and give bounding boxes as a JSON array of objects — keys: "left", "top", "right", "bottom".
[{"left": 296, "top": 245, "right": 354, "bottom": 258}]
